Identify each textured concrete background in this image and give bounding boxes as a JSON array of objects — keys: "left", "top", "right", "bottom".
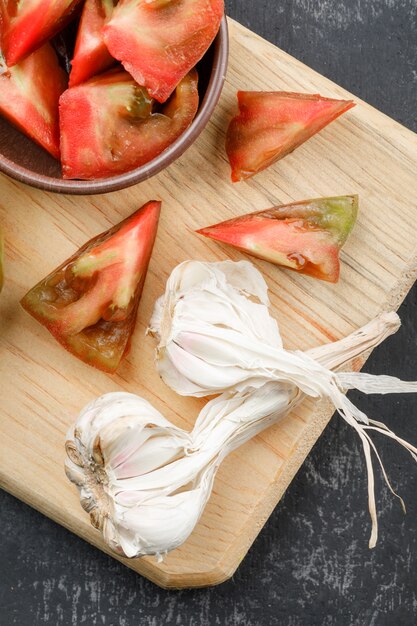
[{"left": 1, "top": 1, "right": 417, "bottom": 624}]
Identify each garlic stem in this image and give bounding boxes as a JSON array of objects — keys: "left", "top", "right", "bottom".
[{"left": 307, "top": 311, "right": 401, "bottom": 370}]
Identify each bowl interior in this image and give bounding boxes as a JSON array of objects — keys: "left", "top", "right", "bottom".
[{"left": 0, "top": 16, "right": 228, "bottom": 194}]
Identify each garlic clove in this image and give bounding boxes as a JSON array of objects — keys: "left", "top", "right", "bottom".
[{"left": 117, "top": 487, "right": 210, "bottom": 558}]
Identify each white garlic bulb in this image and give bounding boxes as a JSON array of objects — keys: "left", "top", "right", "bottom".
[
  {"left": 65, "top": 392, "right": 204, "bottom": 558},
  {"left": 149, "top": 261, "right": 415, "bottom": 406},
  {"left": 65, "top": 385, "right": 297, "bottom": 559},
  {"left": 149, "top": 260, "right": 285, "bottom": 396},
  {"left": 66, "top": 260, "right": 417, "bottom": 557}
]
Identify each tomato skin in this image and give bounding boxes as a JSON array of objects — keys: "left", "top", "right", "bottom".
[
  {"left": 69, "top": 0, "right": 116, "bottom": 87},
  {"left": 226, "top": 91, "right": 356, "bottom": 182},
  {"left": 20, "top": 201, "right": 161, "bottom": 373},
  {"left": 60, "top": 68, "right": 199, "bottom": 179},
  {"left": 103, "top": 0, "right": 223, "bottom": 102},
  {"left": 0, "top": 43, "right": 67, "bottom": 158},
  {"left": 3, "top": 0, "right": 83, "bottom": 66},
  {"left": 197, "top": 196, "right": 358, "bottom": 283}
]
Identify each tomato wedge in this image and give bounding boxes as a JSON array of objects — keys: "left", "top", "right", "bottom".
[
  {"left": 21, "top": 201, "right": 161, "bottom": 373},
  {"left": 226, "top": 92, "right": 356, "bottom": 182},
  {"left": 60, "top": 68, "right": 199, "bottom": 179},
  {"left": 2, "top": 0, "right": 83, "bottom": 67},
  {"left": 197, "top": 196, "right": 358, "bottom": 283},
  {"left": 103, "top": 0, "right": 223, "bottom": 102},
  {"left": 69, "top": 0, "right": 116, "bottom": 87},
  {"left": 0, "top": 43, "right": 67, "bottom": 158}
]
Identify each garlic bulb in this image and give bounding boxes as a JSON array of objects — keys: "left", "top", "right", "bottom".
[
  {"left": 149, "top": 261, "right": 416, "bottom": 405},
  {"left": 65, "top": 393, "right": 201, "bottom": 558},
  {"left": 148, "top": 260, "right": 285, "bottom": 396},
  {"left": 66, "top": 263, "right": 417, "bottom": 557},
  {"left": 65, "top": 383, "right": 303, "bottom": 559}
]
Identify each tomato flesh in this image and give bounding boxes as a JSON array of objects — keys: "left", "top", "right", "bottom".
[
  {"left": 21, "top": 201, "right": 161, "bottom": 373},
  {"left": 2, "top": 0, "right": 83, "bottom": 66},
  {"left": 226, "top": 91, "right": 356, "bottom": 182},
  {"left": 60, "top": 68, "right": 199, "bottom": 179},
  {"left": 0, "top": 43, "right": 67, "bottom": 158},
  {"left": 197, "top": 196, "right": 358, "bottom": 283},
  {"left": 69, "top": 0, "right": 116, "bottom": 87},
  {"left": 103, "top": 0, "right": 223, "bottom": 102}
]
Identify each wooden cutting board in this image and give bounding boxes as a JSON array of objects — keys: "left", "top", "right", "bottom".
[{"left": 1, "top": 17, "right": 416, "bottom": 589}]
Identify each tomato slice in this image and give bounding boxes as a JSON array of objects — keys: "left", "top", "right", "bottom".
[
  {"left": 21, "top": 202, "right": 161, "bottom": 373},
  {"left": 69, "top": 0, "right": 116, "bottom": 87},
  {"left": 197, "top": 196, "right": 358, "bottom": 283},
  {"left": 103, "top": 0, "right": 223, "bottom": 102},
  {"left": 60, "top": 68, "right": 199, "bottom": 179},
  {"left": 226, "top": 92, "right": 356, "bottom": 182},
  {"left": 2, "top": 0, "right": 83, "bottom": 66},
  {"left": 0, "top": 43, "right": 67, "bottom": 158}
]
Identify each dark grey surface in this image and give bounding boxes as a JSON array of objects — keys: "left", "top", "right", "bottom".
[{"left": 1, "top": 1, "right": 416, "bottom": 624}]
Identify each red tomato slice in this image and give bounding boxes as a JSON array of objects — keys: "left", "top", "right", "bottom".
[
  {"left": 21, "top": 201, "right": 161, "bottom": 373},
  {"left": 0, "top": 43, "right": 67, "bottom": 158},
  {"left": 60, "top": 68, "right": 199, "bottom": 179},
  {"left": 2, "top": 0, "right": 82, "bottom": 66},
  {"left": 69, "top": 0, "right": 116, "bottom": 87},
  {"left": 197, "top": 196, "right": 358, "bottom": 283},
  {"left": 226, "top": 92, "right": 356, "bottom": 182},
  {"left": 103, "top": 0, "right": 223, "bottom": 102}
]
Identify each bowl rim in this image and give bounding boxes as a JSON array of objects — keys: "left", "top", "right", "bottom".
[{"left": 0, "top": 16, "right": 229, "bottom": 195}]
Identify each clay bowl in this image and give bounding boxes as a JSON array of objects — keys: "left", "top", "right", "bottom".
[{"left": 0, "top": 16, "right": 229, "bottom": 195}]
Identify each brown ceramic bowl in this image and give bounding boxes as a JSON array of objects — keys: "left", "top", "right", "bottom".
[{"left": 0, "top": 17, "right": 228, "bottom": 195}]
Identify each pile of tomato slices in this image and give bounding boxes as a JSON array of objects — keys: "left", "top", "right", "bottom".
[{"left": 0, "top": 0, "right": 224, "bottom": 179}]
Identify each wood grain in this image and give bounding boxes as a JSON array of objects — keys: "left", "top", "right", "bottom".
[{"left": 0, "top": 17, "right": 416, "bottom": 589}]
